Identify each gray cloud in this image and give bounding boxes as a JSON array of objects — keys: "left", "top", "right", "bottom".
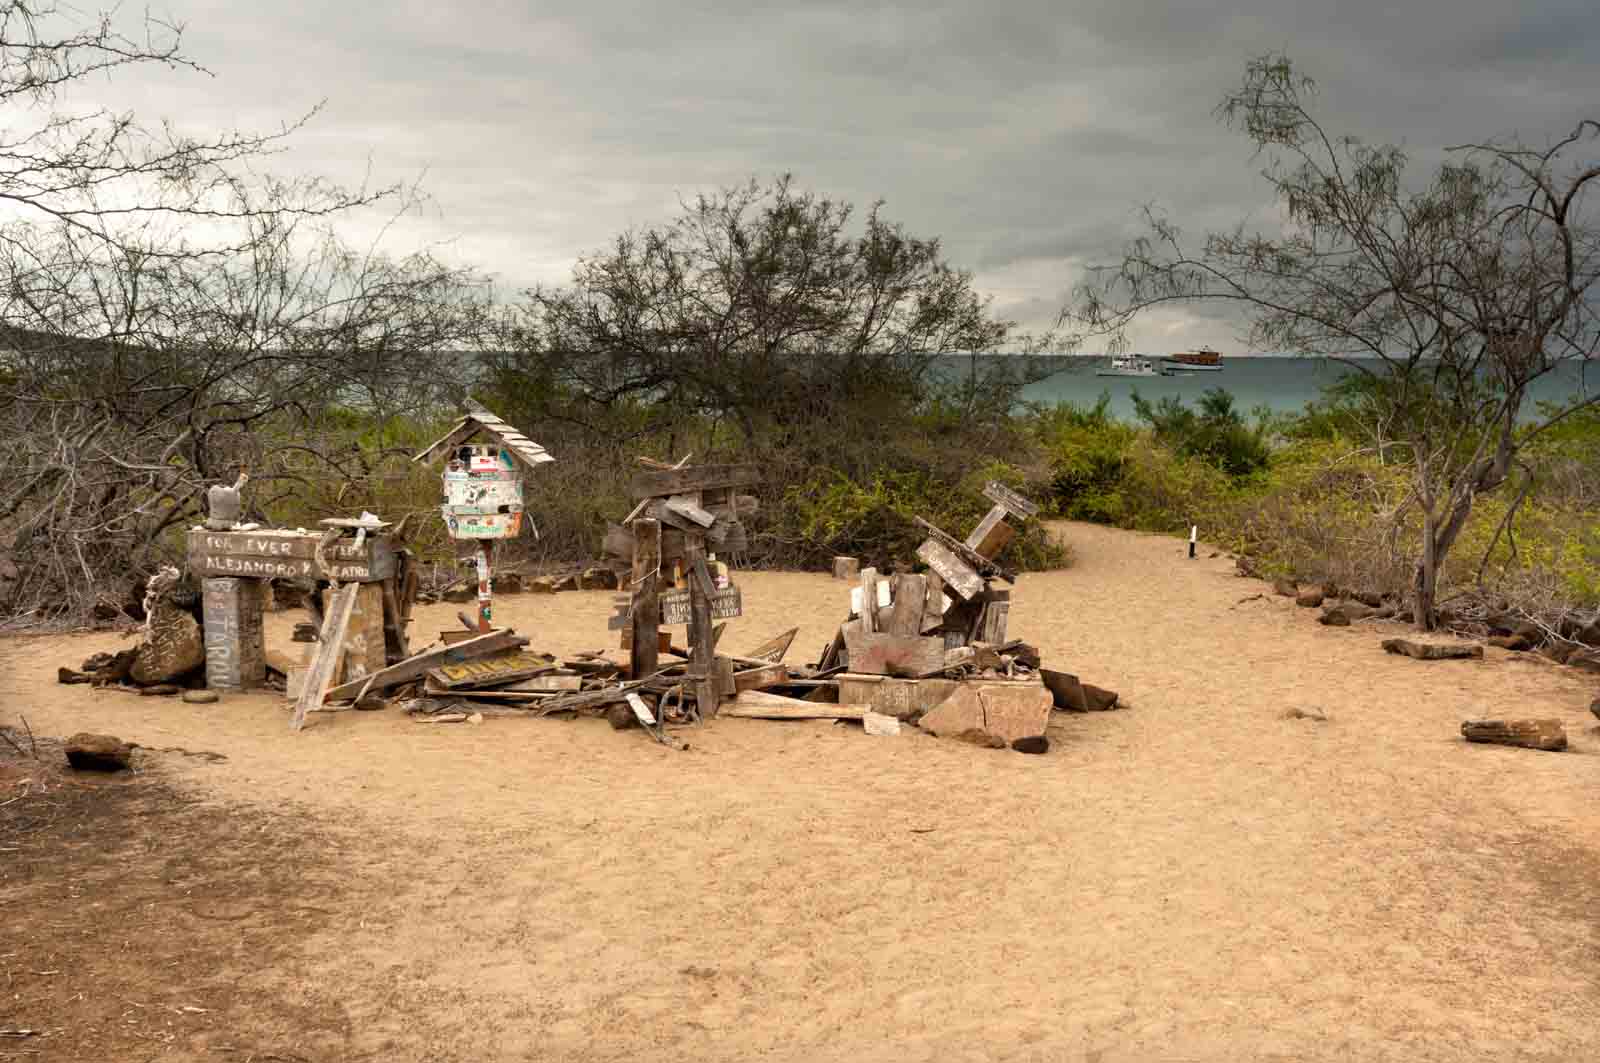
[{"left": 51, "top": 0, "right": 1600, "bottom": 351}]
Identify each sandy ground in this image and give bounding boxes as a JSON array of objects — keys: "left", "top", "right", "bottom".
[{"left": 3, "top": 521, "right": 1598, "bottom": 1062}]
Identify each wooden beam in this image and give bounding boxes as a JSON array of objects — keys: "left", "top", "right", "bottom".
[
  {"left": 291, "top": 583, "right": 359, "bottom": 730},
  {"left": 982, "top": 480, "right": 1040, "bottom": 519},
  {"left": 914, "top": 516, "right": 1017, "bottom": 583},
  {"left": 884, "top": 574, "right": 926, "bottom": 637},
  {"left": 841, "top": 629, "right": 948, "bottom": 678},
  {"left": 724, "top": 691, "right": 869, "bottom": 720},
  {"left": 964, "top": 505, "right": 1016, "bottom": 559},
  {"left": 629, "top": 463, "right": 762, "bottom": 500},
  {"left": 629, "top": 518, "right": 661, "bottom": 681},
  {"left": 322, "top": 628, "right": 527, "bottom": 702},
  {"left": 732, "top": 663, "right": 789, "bottom": 693},
  {"left": 858, "top": 566, "right": 881, "bottom": 633},
  {"left": 916, "top": 539, "right": 984, "bottom": 600}
]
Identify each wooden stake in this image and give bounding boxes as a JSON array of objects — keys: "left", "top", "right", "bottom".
[
  {"left": 290, "top": 582, "right": 359, "bottom": 731},
  {"left": 629, "top": 518, "right": 661, "bottom": 681}
]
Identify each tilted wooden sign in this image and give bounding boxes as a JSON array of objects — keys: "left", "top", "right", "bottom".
[
  {"left": 427, "top": 649, "right": 559, "bottom": 689},
  {"left": 982, "top": 481, "right": 1040, "bottom": 519},
  {"left": 187, "top": 530, "right": 395, "bottom": 582},
  {"left": 658, "top": 585, "right": 743, "bottom": 625}
]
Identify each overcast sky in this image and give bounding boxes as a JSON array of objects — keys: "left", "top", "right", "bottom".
[{"left": 63, "top": 0, "right": 1600, "bottom": 352}]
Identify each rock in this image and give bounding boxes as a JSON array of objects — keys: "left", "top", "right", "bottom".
[
  {"left": 1567, "top": 650, "right": 1600, "bottom": 675},
  {"left": 862, "top": 711, "right": 901, "bottom": 736},
  {"left": 467, "top": 712, "right": 484, "bottom": 725},
  {"left": 1352, "top": 589, "right": 1385, "bottom": 608},
  {"left": 1381, "top": 638, "right": 1483, "bottom": 661},
  {"left": 1487, "top": 634, "right": 1533, "bottom": 652},
  {"left": 64, "top": 733, "right": 133, "bottom": 771},
  {"left": 606, "top": 702, "right": 639, "bottom": 730},
  {"left": 1011, "top": 735, "right": 1049, "bottom": 755},
  {"left": 1461, "top": 718, "right": 1566, "bottom": 752},
  {"left": 1321, "top": 601, "right": 1377, "bottom": 626},
  {"left": 57, "top": 666, "right": 92, "bottom": 685},
  {"left": 1295, "top": 586, "right": 1325, "bottom": 608},
  {"left": 1283, "top": 706, "right": 1328, "bottom": 722},
  {"left": 1041, "top": 670, "right": 1120, "bottom": 712},
  {"left": 182, "top": 689, "right": 220, "bottom": 704},
  {"left": 950, "top": 727, "right": 1007, "bottom": 749},
  {"left": 130, "top": 603, "right": 204, "bottom": 685},
  {"left": 1272, "top": 578, "right": 1297, "bottom": 597},
  {"left": 138, "top": 684, "right": 181, "bottom": 696},
  {"left": 1082, "top": 684, "right": 1119, "bottom": 711}
]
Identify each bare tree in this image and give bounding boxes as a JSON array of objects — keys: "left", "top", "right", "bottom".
[{"left": 1063, "top": 54, "right": 1599, "bottom": 629}]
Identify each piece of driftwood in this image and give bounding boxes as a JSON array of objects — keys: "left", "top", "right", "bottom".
[
  {"left": 323, "top": 629, "right": 527, "bottom": 702},
  {"left": 1382, "top": 638, "right": 1484, "bottom": 661},
  {"left": 745, "top": 627, "right": 798, "bottom": 663},
  {"left": 832, "top": 556, "right": 859, "bottom": 581},
  {"left": 1040, "top": 669, "right": 1119, "bottom": 712},
  {"left": 982, "top": 480, "right": 1040, "bottom": 519},
  {"left": 842, "top": 629, "right": 947, "bottom": 678},
  {"left": 964, "top": 505, "right": 1015, "bottom": 559},
  {"left": 914, "top": 516, "right": 1018, "bottom": 583},
  {"left": 732, "top": 663, "right": 789, "bottom": 693},
  {"left": 916, "top": 538, "right": 985, "bottom": 600},
  {"left": 723, "top": 691, "right": 869, "bottom": 720},
  {"left": 290, "top": 582, "right": 360, "bottom": 730},
  {"left": 1460, "top": 718, "right": 1566, "bottom": 751},
  {"left": 858, "top": 567, "right": 881, "bottom": 633},
  {"left": 630, "top": 517, "right": 661, "bottom": 681},
  {"left": 885, "top": 574, "right": 926, "bottom": 637}
]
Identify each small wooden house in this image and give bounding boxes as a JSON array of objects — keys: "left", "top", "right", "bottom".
[{"left": 413, "top": 408, "right": 555, "bottom": 541}]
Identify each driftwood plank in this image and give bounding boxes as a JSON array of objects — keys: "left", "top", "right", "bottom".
[
  {"left": 745, "top": 627, "right": 799, "bottom": 663},
  {"left": 858, "top": 567, "right": 881, "bottom": 633},
  {"left": 982, "top": 481, "right": 1040, "bottom": 519},
  {"left": 885, "top": 574, "right": 926, "bottom": 637},
  {"left": 724, "top": 690, "right": 869, "bottom": 720},
  {"left": 290, "top": 583, "right": 359, "bottom": 730},
  {"left": 323, "top": 629, "right": 527, "bottom": 702},
  {"left": 916, "top": 539, "right": 984, "bottom": 601},
  {"left": 842, "top": 629, "right": 948, "bottom": 678},
  {"left": 964, "top": 505, "right": 1016, "bottom": 559},
  {"left": 1460, "top": 718, "right": 1566, "bottom": 751},
  {"left": 914, "top": 517, "right": 1018, "bottom": 583},
  {"left": 732, "top": 663, "right": 789, "bottom": 693}
]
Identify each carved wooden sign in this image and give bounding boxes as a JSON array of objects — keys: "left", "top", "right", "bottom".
[
  {"left": 659, "top": 585, "right": 742, "bottom": 625},
  {"left": 187, "top": 530, "right": 395, "bottom": 582}
]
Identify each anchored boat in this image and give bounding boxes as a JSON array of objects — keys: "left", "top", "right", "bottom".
[
  {"left": 1163, "top": 346, "right": 1225, "bottom": 372},
  {"left": 1096, "top": 354, "right": 1161, "bottom": 377}
]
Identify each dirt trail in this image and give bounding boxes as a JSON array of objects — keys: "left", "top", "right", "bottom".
[{"left": 3, "top": 522, "right": 1597, "bottom": 1062}]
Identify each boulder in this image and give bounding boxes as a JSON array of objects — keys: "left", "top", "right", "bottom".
[
  {"left": 64, "top": 733, "right": 133, "bottom": 771},
  {"left": 1295, "top": 586, "right": 1325, "bottom": 608},
  {"left": 1381, "top": 638, "right": 1483, "bottom": 661},
  {"left": 1011, "top": 735, "right": 1049, "bottom": 755},
  {"left": 130, "top": 603, "right": 205, "bottom": 685},
  {"left": 1460, "top": 718, "right": 1566, "bottom": 752}
]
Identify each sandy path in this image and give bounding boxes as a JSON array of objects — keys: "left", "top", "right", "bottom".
[{"left": 4, "top": 522, "right": 1597, "bottom": 1061}]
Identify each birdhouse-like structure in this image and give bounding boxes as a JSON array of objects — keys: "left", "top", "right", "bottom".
[{"left": 414, "top": 407, "right": 554, "bottom": 631}]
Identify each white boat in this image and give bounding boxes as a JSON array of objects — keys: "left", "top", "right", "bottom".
[{"left": 1096, "top": 354, "right": 1161, "bottom": 377}]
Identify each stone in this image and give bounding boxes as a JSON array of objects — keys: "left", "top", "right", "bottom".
[
  {"left": 1381, "top": 638, "right": 1483, "bottom": 661},
  {"left": 862, "top": 711, "right": 901, "bottom": 736},
  {"left": 64, "top": 733, "right": 133, "bottom": 771},
  {"left": 1320, "top": 601, "right": 1377, "bottom": 627},
  {"left": 138, "top": 684, "right": 181, "bottom": 696},
  {"left": 1351, "top": 589, "right": 1385, "bottom": 608},
  {"left": 130, "top": 603, "right": 205, "bottom": 685},
  {"left": 57, "top": 667, "right": 92, "bottom": 685},
  {"left": 918, "top": 681, "right": 1052, "bottom": 743},
  {"left": 1461, "top": 718, "right": 1567, "bottom": 752},
  {"left": 1319, "top": 608, "right": 1350, "bottom": 627},
  {"left": 1283, "top": 706, "right": 1328, "bottom": 721},
  {"left": 354, "top": 693, "right": 387, "bottom": 711},
  {"left": 606, "top": 702, "right": 638, "bottom": 730},
  {"left": 1271, "top": 578, "right": 1297, "bottom": 597},
  {"left": 1295, "top": 586, "right": 1325, "bottom": 608},
  {"left": 1011, "top": 735, "right": 1049, "bottom": 755},
  {"left": 182, "top": 689, "right": 220, "bottom": 704}
]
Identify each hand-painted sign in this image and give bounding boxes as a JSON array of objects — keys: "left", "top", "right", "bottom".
[
  {"left": 186, "top": 530, "right": 395, "bottom": 582},
  {"left": 659, "top": 585, "right": 742, "bottom": 625}
]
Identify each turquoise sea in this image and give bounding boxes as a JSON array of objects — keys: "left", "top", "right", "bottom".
[{"left": 980, "top": 356, "right": 1599, "bottom": 422}]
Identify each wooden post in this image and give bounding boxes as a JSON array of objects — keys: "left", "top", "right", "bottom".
[
  {"left": 475, "top": 539, "right": 495, "bottom": 633},
  {"left": 201, "top": 577, "right": 267, "bottom": 691},
  {"left": 686, "top": 536, "right": 719, "bottom": 717},
  {"left": 858, "top": 566, "right": 881, "bottom": 633},
  {"left": 629, "top": 518, "right": 660, "bottom": 681}
]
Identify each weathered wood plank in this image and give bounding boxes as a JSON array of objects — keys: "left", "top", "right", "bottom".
[
  {"left": 629, "top": 463, "right": 762, "bottom": 500},
  {"left": 859, "top": 566, "right": 882, "bottom": 633},
  {"left": 842, "top": 629, "right": 948, "bottom": 678},
  {"left": 914, "top": 517, "right": 1017, "bottom": 583},
  {"left": 885, "top": 573, "right": 926, "bottom": 637},
  {"left": 1460, "top": 718, "right": 1566, "bottom": 751},
  {"left": 921, "top": 570, "right": 947, "bottom": 634},
  {"left": 291, "top": 582, "right": 359, "bottom": 730},
  {"left": 664, "top": 494, "right": 716, "bottom": 528},
  {"left": 187, "top": 529, "right": 395, "bottom": 582},
  {"left": 744, "top": 627, "right": 799, "bottom": 663},
  {"left": 832, "top": 556, "right": 859, "bottom": 581},
  {"left": 964, "top": 505, "right": 1016, "bottom": 559},
  {"left": 323, "top": 628, "right": 527, "bottom": 702},
  {"left": 723, "top": 691, "right": 869, "bottom": 720},
  {"left": 426, "top": 649, "right": 560, "bottom": 689},
  {"left": 629, "top": 518, "right": 660, "bottom": 681},
  {"left": 732, "top": 663, "right": 789, "bottom": 693},
  {"left": 982, "top": 481, "right": 1040, "bottom": 519},
  {"left": 916, "top": 539, "right": 984, "bottom": 600}
]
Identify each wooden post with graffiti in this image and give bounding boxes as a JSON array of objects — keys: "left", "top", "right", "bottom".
[{"left": 413, "top": 406, "right": 555, "bottom": 634}]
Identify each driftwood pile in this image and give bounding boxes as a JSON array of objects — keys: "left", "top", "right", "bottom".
[{"left": 805, "top": 482, "right": 1121, "bottom": 752}]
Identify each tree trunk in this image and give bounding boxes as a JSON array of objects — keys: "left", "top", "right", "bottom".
[{"left": 1413, "top": 510, "right": 1440, "bottom": 632}]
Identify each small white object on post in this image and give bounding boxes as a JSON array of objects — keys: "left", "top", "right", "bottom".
[{"left": 1189, "top": 525, "right": 1198, "bottom": 560}]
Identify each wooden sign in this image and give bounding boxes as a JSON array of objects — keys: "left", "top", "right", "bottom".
[
  {"left": 659, "top": 585, "right": 742, "bottom": 625},
  {"left": 428, "top": 649, "right": 558, "bottom": 689},
  {"left": 201, "top": 577, "right": 266, "bottom": 691},
  {"left": 916, "top": 539, "right": 984, "bottom": 600},
  {"left": 188, "top": 529, "right": 395, "bottom": 582},
  {"left": 982, "top": 481, "right": 1039, "bottom": 519},
  {"left": 629, "top": 463, "right": 761, "bottom": 500}
]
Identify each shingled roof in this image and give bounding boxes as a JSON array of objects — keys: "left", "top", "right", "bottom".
[{"left": 412, "top": 407, "right": 555, "bottom": 468}]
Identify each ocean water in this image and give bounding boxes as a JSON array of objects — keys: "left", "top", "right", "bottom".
[{"left": 988, "top": 356, "right": 1599, "bottom": 422}]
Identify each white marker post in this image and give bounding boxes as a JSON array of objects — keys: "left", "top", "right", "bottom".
[{"left": 1189, "top": 525, "right": 1198, "bottom": 559}]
